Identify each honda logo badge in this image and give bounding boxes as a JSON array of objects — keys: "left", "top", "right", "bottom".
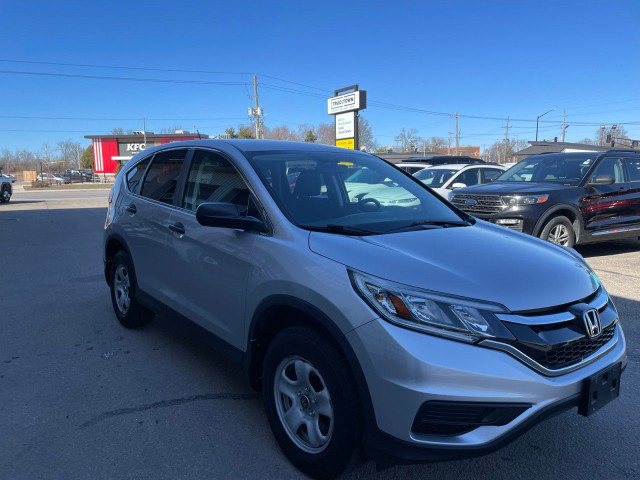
[{"left": 582, "top": 308, "right": 602, "bottom": 338}]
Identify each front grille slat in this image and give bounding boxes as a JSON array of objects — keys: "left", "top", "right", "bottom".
[
  {"left": 496, "top": 288, "right": 618, "bottom": 371},
  {"left": 451, "top": 194, "right": 506, "bottom": 216},
  {"left": 541, "top": 324, "right": 615, "bottom": 369}
]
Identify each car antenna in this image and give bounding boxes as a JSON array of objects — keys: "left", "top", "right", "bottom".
[{"left": 196, "top": 129, "right": 201, "bottom": 140}]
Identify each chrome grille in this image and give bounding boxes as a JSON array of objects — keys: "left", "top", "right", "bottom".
[
  {"left": 489, "top": 288, "right": 619, "bottom": 374},
  {"left": 451, "top": 194, "right": 505, "bottom": 217}
]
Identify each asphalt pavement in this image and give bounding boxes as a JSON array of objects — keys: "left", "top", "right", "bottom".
[{"left": 0, "top": 190, "right": 638, "bottom": 479}]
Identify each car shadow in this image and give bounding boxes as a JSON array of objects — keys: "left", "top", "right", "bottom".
[{"left": 575, "top": 238, "right": 639, "bottom": 258}]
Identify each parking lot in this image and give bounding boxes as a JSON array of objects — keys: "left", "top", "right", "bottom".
[{"left": 1, "top": 188, "right": 638, "bottom": 480}]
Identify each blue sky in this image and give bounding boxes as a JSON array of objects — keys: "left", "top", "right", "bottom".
[{"left": 1, "top": 0, "right": 639, "bottom": 151}]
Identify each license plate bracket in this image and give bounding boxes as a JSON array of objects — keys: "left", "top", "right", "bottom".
[{"left": 578, "top": 362, "right": 621, "bottom": 417}]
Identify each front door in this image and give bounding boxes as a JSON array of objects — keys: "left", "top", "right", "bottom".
[
  {"left": 165, "top": 149, "right": 259, "bottom": 349},
  {"left": 581, "top": 157, "right": 630, "bottom": 235}
]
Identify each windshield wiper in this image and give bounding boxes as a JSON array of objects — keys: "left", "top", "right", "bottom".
[
  {"left": 298, "top": 224, "right": 379, "bottom": 236},
  {"left": 386, "top": 219, "right": 472, "bottom": 233}
]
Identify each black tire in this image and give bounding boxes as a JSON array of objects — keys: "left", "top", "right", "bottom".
[
  {"left": 0, "top": 187, "right": 10, "bottom": 203},
  {"left": 539, "top": 215, "right": 576, "bottom": 247},
  {"left": 262, "top": 326, "right": 362, "bottom": 480},
  {"left": 109, "top": 250, "right": 153, "bottom": 329}
]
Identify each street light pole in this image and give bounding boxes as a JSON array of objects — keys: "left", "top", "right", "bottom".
[{"left": 536, "top": 109, "right": 555, "bottom": 142}]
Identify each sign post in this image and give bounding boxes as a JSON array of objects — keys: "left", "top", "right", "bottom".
[{"left": 327, "top": 85, "right": 366, "bottom": 150}]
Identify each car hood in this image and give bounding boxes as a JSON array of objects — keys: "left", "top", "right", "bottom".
[
  {"left": 454, "top": 182, "right": 574, "bottom": 195},
  {"left": 309, "top": 221, "right": 598, "bottom": 312}
]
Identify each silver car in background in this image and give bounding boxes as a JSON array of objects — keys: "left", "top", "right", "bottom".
[{"left": 104, "top": 140, "right": 626, "bottom": 479}]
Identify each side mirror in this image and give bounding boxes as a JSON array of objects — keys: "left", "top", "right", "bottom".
[
  {"left": 196, "top": 202, "right": 268, "bottom": 233},
  {"left": 450, "top": 182, "right": 467, "bottom": 190},
  {"left": 590, "top": 174, "right": 615, "bottom": 185}
]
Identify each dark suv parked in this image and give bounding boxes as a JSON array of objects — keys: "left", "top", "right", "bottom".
[{"left": 451, "top": 150, "right": 640, "bottom": 247}]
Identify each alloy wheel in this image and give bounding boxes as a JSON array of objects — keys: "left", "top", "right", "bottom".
[
  {"left": 273, "top": 356, "right": 334, "bottom": 454},
  {"left": 548, "top": 224, "right": 570, "bottom": 245},
  {"left": 113, "top": 264, "right": 131, "bottom": 314}
]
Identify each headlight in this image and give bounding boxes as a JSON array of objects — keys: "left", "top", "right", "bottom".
[
  {"left": 502, "top": 194, "right": 548, "bottom": 206},
  {"left": 349, "top": 270, "right": 514, "bottom": 343}
]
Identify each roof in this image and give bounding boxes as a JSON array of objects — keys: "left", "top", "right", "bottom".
[
  {"left": 123, "top": 139, "right": 373, "bottom": 157},
  {"left": 377, "top": 152, "right": 442, "bottom": 163},
  {"left": 513, "top": 141, "right": 610, "bottom": 159},
  {"left": 426, "top": 163, "right": 505, "bottom": 170}
]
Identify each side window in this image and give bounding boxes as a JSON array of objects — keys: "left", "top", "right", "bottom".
[
  {"left": 140, "top": 149, "right": 188, "bottom": 205},
  {"left": 591, "top": 158, "right": 624, "bottom": 184},
  {"left": 624, "top": 158, "right": 640, "bottom": 182},
  {"left": 182, "top": 150, "right": 251, "bottom": 215},
  {"left": 126, "top": 157, "right": 151, "bottom": 194},
  {"left": 482, "top": 168, "right": 503, "bottom": 183},
  {"left": 456, "top": 168, "right": 480, "bottom": 187}
]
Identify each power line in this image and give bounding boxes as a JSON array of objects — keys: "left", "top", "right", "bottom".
[
  {"left": 1, "top": 59, "right": 639, "bottom": 129},
  {"left": 0, "top": 58, "right": 252, "bottom": 76},
  {"left": 0, "top": 70, "right": 247, "bottom": 86},
  {"left": 0, "top": 115, "right": 248, "bottom": 121}
]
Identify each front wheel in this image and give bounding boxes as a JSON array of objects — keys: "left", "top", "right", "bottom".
[
  {"left": 0, "top": 188, "right": 10, "bottom": 203},
  {"left": 540, "top": 215, "right": 576, "bottom": 247},
  {"left": 263, "top": 326, "right": 362, "bottom": 479}
]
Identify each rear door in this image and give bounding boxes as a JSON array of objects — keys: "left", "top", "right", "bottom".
[
  {"left": 622, "top": 156, "right": 640, "bottom": 227},
  {"left": 164, "top": 148, "right": 260, "bottom": 349},
  {"left": 124, "top": 148, "right": 189, "bottom": 303},
  {"left": 581, "top": 157, "right": 631, "bottom": 234}
]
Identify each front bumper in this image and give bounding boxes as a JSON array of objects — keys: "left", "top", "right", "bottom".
[{"left": 347, "top": 318, "right": 627, "bottom": 463}]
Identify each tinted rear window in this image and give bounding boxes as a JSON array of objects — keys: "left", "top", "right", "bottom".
[
  {"left": 126, "top": 157, "right": 151, "bottom": 194},
  {"left": 140, "top": 149, "right": 188, "bottom": 205}
]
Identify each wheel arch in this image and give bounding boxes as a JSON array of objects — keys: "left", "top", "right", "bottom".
[
  {"left": 532, "top": 203, "right": 584, "bottom": 242},
  {"left": 243, "top": 295, "right": 376, "bottom": 431},
  {"left": 104, "top": 233, "right": 133, "bottom": 286}
]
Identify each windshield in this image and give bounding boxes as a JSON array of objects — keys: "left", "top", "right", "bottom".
[
  {"left": 414, "top": 168, "right": 458, "bottom": 187},
  {"left": 496, "top": 155, "right": 594, "bottom": 186},
  {"left": 248, "top": 151, "right": 467, "bottom": 234}
]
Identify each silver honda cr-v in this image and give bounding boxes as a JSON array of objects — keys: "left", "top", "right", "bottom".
[{"left": 104, "top": 140, "right": 626, "bottom": 479}]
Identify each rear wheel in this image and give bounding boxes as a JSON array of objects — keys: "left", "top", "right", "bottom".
[
  {"left": 109, "top": 251, "right": 153, "bottom": 328},
  {"left": 263, "top": 326, "right": 362, "bottom": 479},
  {"left": 0, "top": 187, "right": 10, "bottom": 203},
  {"left": 540, "top": 215, "right": 575, "bottom": 247}
]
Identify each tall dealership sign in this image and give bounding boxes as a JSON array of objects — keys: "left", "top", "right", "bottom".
[{"left": 327, "top": 85, "right": 366, "bottom": 150}]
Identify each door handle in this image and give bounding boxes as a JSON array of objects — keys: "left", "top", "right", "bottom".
[
  {"left": 124, "top": 203, "right": 136, "bottom": 214},
  {"left": 168, "top": 222, "right": 186, "bottom": 235}
]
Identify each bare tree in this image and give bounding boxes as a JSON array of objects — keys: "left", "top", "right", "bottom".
[
  {"left": 267, "top": 125, "right": 300, "bottom": 141},
  {"left": 394, "top": 128, "right": 420, "bottom": 152},
  {"left": 316, "top": 123, "right": 335, "bottom": 145},
  {"left": 358, "top": 116, "right": 377, "bottom": 152},
  {"left": 57, "top": 139, "right": 83, "bottom": 168},
  {"left": 595, "top": 125, "right": 628, "bottom": 146}
]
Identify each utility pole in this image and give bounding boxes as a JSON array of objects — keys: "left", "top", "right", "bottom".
[
  {"left": 454, "top": 113, "right": 459, "bottom": 156},
  {"left": 504, "top": 116, "right": 510, "bottom": 163},
  {"left": 448, "top": 132, "right": 452, "bottom": 155},
  {"left": 561, "top": 110, "right": 568, "bottom": 142},
  {"left": 142, "top": 117, "right": 147, "bottom": 146},
  {"left": 254, "top": 75, "right": 260, "bottom": 139},
  {"left": 248, "top": 75, "right": 264, "bottom": 139}
]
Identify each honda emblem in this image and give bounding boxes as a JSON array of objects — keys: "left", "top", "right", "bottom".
[{"left": 582, "top": 308, "right": 602, "bottom": 338}]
